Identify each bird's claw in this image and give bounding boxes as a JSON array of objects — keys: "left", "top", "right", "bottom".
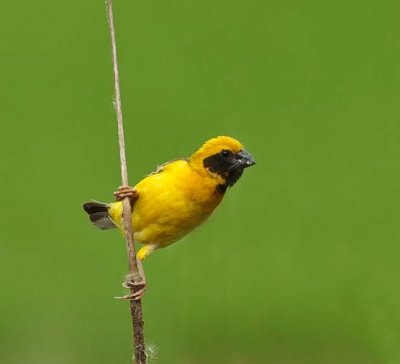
[
  {"left": 114, "top": 273, "right": 146, "bottom": 301},
  {"left": 114, "top": 186, "right": 138, "bottom": 206},
  {"left": 114, "top": 288, "right": 145, "bottom": 301}
]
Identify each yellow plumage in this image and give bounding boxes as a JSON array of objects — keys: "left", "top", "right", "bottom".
[{"left": 83, "top": 136, "right": 255, "bottom": 260}]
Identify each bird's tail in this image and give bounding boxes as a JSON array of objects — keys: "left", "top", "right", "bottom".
[{"left": 82, "top": 201, "right": 116, "bottom": 230}]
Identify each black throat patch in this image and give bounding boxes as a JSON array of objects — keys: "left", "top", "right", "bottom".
[{"left": 203, "top": 151, "right": 244, "bottom": 193}]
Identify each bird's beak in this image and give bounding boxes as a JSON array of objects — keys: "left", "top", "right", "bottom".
[{"left": 237, "top": 150, "right": 256, "bottom": 168}]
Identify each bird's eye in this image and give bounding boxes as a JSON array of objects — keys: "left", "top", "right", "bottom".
[{"left": 220, "top": 150, "right": 230, "bottom": 158}]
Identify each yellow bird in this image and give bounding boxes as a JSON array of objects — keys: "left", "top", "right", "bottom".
[{"left": 83, "top": 136, "right": 255, "bottom": 261}]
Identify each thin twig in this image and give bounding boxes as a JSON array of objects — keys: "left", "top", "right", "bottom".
[{"left": 105, "top": 1, "right": 146, "bottom": 363}]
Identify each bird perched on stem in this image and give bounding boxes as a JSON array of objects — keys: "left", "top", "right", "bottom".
[{"left": 83, "top": 136, "right": 255, "bottom": 260}]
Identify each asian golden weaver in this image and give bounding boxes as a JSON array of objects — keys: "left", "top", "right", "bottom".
[{"left": 83, "top": 136, "right": 255, "bottom": 260}]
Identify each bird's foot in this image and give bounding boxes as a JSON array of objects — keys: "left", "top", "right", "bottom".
[
  {"left": 114, "top": 186, "right": 138, "bottom": 206},
  {"left": 115, "top": 273, "right": 146, "bottom": 301}
]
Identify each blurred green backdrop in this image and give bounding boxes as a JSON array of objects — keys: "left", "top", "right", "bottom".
[{"left": 1, "top": 0, "right": 399, "bottom": 363}]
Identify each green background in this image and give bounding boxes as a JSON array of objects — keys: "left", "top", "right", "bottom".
[{"left": 1, "top": 0, "right": 399, "bottom": 363}]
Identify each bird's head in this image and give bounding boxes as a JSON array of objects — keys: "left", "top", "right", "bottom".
[{"left": 189, "top": 136, "right": 255, "bottom": 193}]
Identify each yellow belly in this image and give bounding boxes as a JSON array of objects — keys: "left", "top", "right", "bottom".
[{"left": 108, "top": 160, "right": 223, "bottom": 249}]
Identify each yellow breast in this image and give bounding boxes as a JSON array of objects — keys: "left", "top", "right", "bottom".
[{"left": 109, "top": 160, "right": 224, "bottom": 248}]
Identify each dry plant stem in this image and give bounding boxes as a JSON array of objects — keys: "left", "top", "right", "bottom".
[{"left": 105, "top": 0, "right": 146, "bottom": 363}]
